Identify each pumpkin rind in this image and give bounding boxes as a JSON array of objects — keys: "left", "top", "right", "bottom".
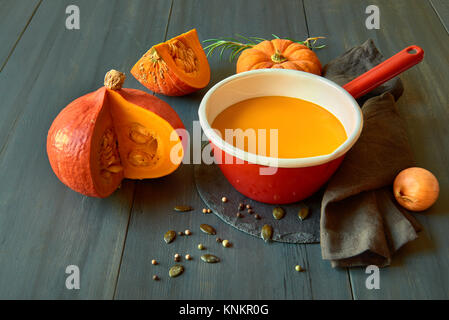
[
  {"left": 131, "top": 29, "right": 211, "bottom": 96},
  {"left": 47, "top": 88, "right": 122, "bottom": 198},
  {"left": 236, "top": 39, "right": 322, "bottom": 75}
]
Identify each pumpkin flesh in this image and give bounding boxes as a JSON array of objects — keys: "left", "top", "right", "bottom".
[{"left": 107, "top": 89, "right": 183, "bottom": 179}]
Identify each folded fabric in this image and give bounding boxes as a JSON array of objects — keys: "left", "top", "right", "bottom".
[{"left": 320, "top": 40, "right": 422, "bottom": 268}]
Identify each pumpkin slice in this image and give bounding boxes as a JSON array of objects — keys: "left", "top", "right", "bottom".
[
  {"left": 131, "top": 29, "right": 211, "bottom": 96},
  {"left": 47, "top": 70, "right": 185, "bottom": 198}
]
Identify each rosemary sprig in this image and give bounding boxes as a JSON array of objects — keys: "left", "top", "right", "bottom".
[{"left": 203, "top": 34, "right": 325, "bottom": 62}]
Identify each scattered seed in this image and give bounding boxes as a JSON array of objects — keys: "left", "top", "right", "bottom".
[
  {"left": 216, "top": 237, "right": 222, "bottom": 243},
  {"left": 295, "top": 265, "right": 304, "bottom": 272},
  {"left": 207, "top": 209, "right": 211, "bottom": 213},
  {"left": 236, "top": 212, "right": 243, "bottom": 218},
  {"left": 261, "top": 224, "right": 273, "bottom": 242},
  {"left": 164, "top": 230, "right": 176, "bottom": 244},
  {"left": 222, "top": 239, "right": 230, "bottom": 248},
  {"left": 272, "top": 207, "right": 285, "bottom": 220},
  {"left": 174, "top": 253, "right": 181, "bottom": 262},
  {"left": 151, "top": 259, "right": 158, "bottom": 265},
  {"left": 200, "top": 224, "right": 216, "bottom": 235},
  {"left": 201, "top": 254, "right": 220, "bottom": 263},
  {"left": 153, "top": 275, "right": 159, "bottom": 281},
  {"left": 238, "top": 203, "right": 244, "bottom": 211},
  {"left": 178, "top": 231, "right": 184, "bottom": 236},
  {"left": 248, "top": 209, "right": 254, "bottom": 214},
  {"left": 246, "top": 204, "right": 251, "bottom": 209},
  {"left": 169, "top": 264, "right": 184, "bottom": 278},
  {"left": 185, "top": 254, "right": 192, "bottom": 260},
  {"left": 202, "top": 208, "right": 207, "bottom": 214},
  {"left": 185, "top": 229, "right": 191, "bottom": 236},
  {"left": 174, "top": 205, "right": 193, "bottom": 212},
  {"left": 254, "top": 214, "right": 261, "bottom": 220},
  {"left": 222, "top": 197, "right": 228, "bottom": 203},
  {"left": 198, "top": 243, "right": 204, "bottom": 250},
  {"left": 298, "top": 207, "right": 309, "bottom": 221}
]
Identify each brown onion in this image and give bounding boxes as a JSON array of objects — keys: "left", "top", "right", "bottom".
[{"left": 393, "top": 167, "right": 439, "bottom": 212}]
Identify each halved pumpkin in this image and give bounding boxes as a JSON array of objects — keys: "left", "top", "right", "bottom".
[
  {"left": 131, "top": 29, "right": 211, "bottom": 96},
  {"left": 47, "top": 70, "right": 185, "bottom": 198}
]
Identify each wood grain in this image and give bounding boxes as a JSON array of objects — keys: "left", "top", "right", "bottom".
[
  {"left": 430, "top": 0, "right": 449, "bottom": 34},
  {"left": 0, "top": 0, "right": 171, "bottom": 299},
  {"left": 0, "top": 0, "right": 447, "bottom": 300},
  {"left": 0, "top": 0, "right": 41, "bottom": 70},
  {"left": 304, "top": 0, "right": 449, "bottom": 299},
  {"left": 114, "top": 0, "right": 352, "bottom": 300}
]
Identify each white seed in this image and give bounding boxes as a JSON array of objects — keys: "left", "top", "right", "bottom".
[{"left": 295, "top": 265, "right": 303, "bottom": 272}]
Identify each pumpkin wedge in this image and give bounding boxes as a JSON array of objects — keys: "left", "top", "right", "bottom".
[
  {"left": 131, "top": 29, "right": 211, "bottom": 96},
  {"left": 47, "top": 70, "right": 185, "bottom": 198}
]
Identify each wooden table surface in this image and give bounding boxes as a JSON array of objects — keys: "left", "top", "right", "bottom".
[{"left": 0, "top": 0, "right": 448, "bottom": 300}]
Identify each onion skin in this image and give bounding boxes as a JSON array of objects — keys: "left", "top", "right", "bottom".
[{"left": 393, "top": 167, "right": 439, "bottom": 212}]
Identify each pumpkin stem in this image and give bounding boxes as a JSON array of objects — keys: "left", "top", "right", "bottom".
[
  {"left": 271, "top": 51, "right": 287, "bottom": 63},
  {"left": 104, "top": 70, "right": 126, "bottom": 90}
]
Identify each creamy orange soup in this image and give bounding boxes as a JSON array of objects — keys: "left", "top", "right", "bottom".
[{"left": 211, "top": 96, "right": 347, "bottom": 158}]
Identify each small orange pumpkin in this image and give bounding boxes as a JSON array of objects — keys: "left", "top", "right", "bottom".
[
  {"left": 131, "top": 29, "right": 211, "bottom": 96},
  {"left": 236, "top": 39, "right": 322, "bottom": 75},
  {"left": 47, "top": 70, "right": 185, "bottom": 198}
]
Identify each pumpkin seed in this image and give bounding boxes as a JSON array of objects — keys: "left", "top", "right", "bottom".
[
  {"left": 201, "top": 254, "right": 220, "bottom": 263},
  {"left": 169, "top": 264, "right": 184, "bottom": 278},
  {"left": 200, "top": 224, "right": 216, "bottom": 235},
  {"left": 164, "top": 230, "right": 176, "bottom": 244},
  {"left": 261, "top": 224, "right": 273, "bottom": 242},
  {"left": 272, "top": 207, "right": 285, "bottom": 220},
  {"left": 298, "top": 207, "right": 309, "bottom": 221},
  {"left": 128, "top": 150, "right": 152, "bottom": 167},
  {"left": 174, "top": 205, "right": 193, "bottom": 212},
  {"left": 106, "top": 165, "right": 124, "bottom": 173}
]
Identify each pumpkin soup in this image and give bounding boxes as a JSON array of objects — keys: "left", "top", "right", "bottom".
[{"left": 211, "top": 96, "right": 347, "bottom": 158}]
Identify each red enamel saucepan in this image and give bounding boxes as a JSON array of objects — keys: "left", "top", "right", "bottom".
[{"left": 198, "top": 45, "right": 424, "bottom": 204}]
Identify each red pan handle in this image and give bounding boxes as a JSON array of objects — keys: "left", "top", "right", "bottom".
[{"left": 343, "top": 45, "right": 424, "bottom": 99}]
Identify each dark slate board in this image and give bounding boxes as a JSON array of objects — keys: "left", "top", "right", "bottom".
[{"left": 194, "top": 145, "right": 321, "bottom": 244}]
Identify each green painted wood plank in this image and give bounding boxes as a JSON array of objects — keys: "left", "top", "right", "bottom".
[
  {"left": 430, "top": 0, "right": 449, "bottom": 34},
  {"left": 114, "top": 0, "right": 352, "bottom": 299},
  {"left": 0, "top": 0, "right": 41, "bottom": 70},
  {"left": 304, "top": 0, "right": 449, "bottom": 299},
  {"left": 0, "top": 0, "right": 171, "bottom": 299}
]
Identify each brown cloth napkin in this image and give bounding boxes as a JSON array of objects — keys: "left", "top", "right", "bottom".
[{"left": 320, "top": 40, "right": 422, "bottom": 268}]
